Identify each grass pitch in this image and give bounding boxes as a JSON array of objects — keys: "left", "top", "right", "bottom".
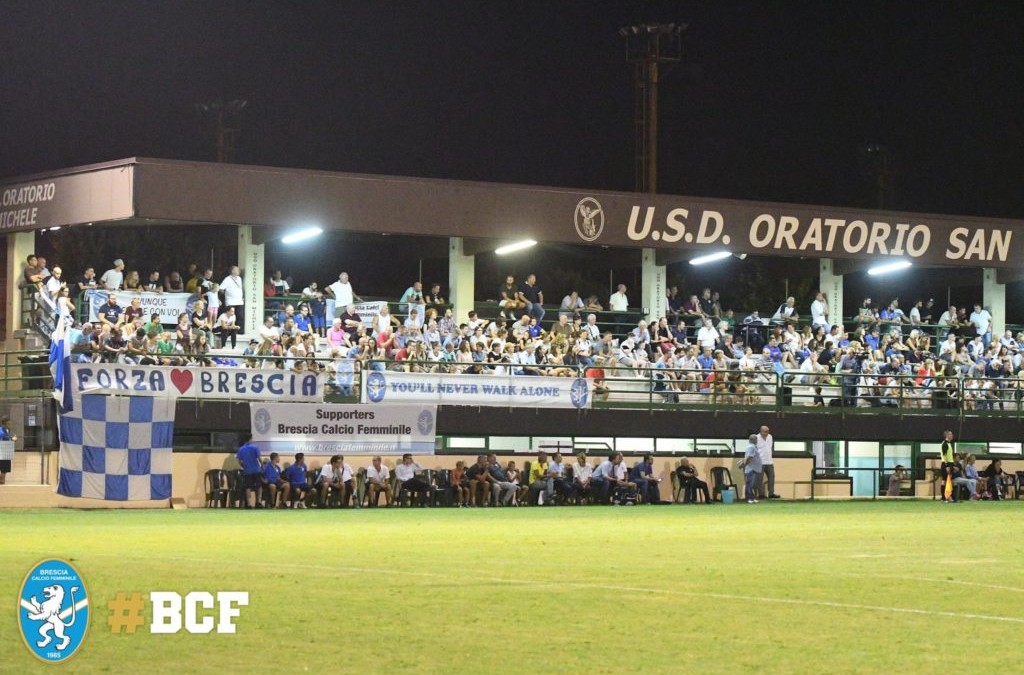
[{"left": 2, "top": 501, "right": 1023, "bottom": 674}]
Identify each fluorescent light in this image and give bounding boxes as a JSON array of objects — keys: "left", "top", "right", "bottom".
[
  {"left": 867, "top": 260, "right": 912, "bottom": 276},
  {"left": 495, "top": 239, "right": 537, "bottom": 255},
  {"left": 49, "top": 226, "right": 61, "bottom": 231},
  {"left": 281, "top": 226, "right": 323, "bottom": 244},
  {"left": 689, "top": 251, "right": 732, "bottom": 266}
]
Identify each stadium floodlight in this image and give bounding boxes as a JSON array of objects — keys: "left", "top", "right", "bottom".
[
  {"left": 495, "top": 239, "right": 537, "bottom": 255},
  {"left": 281, "top": 226, "right": 323, "bottom": 245},
  {"left": 689, "top": 250, "right": 732, "bottom": 266},
  {"left": 866, "top": 260, "right": 912, "bottom": 276}
]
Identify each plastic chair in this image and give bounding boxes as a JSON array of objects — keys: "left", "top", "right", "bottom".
[
  {"left": 204, "top": 469, "right": 229, "bottom": 508},
  {"left": 709, "top": 466, "right": 737, "bottom": 502}
]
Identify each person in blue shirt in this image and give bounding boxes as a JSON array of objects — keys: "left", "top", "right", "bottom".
[
  {"left": 260, "top": 452, "right": 288, "bottom": 508},
  {"left": 0, "top": 416, "right": 15, "bottom": 484},
  {"left": 281, "top": 453, "right": 309, "bottom": 508},
  {"left": 235, "top": 436, "right": 262, "bottom": 508},
  {"left": 629, "top": 454, "right": 661, "bottom": 504},
  {"left": 294, "top": 305, "right": 313, "bottom": 336}
]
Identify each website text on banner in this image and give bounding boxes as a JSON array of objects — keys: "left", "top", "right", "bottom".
[
  {"left": 72, "top": 364, "right": 323, "bottom": 401},
  {"left": 353, "top": 301, "right": 387, "bottom": 327},
  {"left": 361, "top": 371, "right": 591, "bottom": 409},
  {"left": 250, "top": 403, "right": 436, "bottom": 455},
  {"left": 86, "top": 290, "right": 197, "bottom": 325}
]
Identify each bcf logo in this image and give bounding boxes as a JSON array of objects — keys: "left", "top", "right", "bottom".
[{"left": 150, "top": 591, "right": 248, "bottom": 634}]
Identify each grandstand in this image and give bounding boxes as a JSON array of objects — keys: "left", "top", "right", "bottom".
[{"left": 1, "top": 157, "right": 1023, "bottom": 509}]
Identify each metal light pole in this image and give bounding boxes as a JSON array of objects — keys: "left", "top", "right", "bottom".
[{"left": 620, "top": 24, "right": 684, "bottom": 194}]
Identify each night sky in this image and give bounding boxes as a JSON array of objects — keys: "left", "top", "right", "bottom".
[{"left": 3, "top": 1, "right": 1023, "bottom": 314}]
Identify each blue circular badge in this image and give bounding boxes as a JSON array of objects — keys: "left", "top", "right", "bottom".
[
  {"left": 570, "top": 378, "right": 589, "bottom": 409},
  {"left": 18, "top": 558, "right": 90, "bottom": 664},
  {"left": 366, "top": 372, "right": 387, "bottom": 403}
]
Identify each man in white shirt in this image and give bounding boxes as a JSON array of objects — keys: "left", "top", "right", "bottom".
[
  {"left": 969, "top": 303, "right": 992, "bottom": 347},
  {"left": 696, "top": 318, "right": 720, "bottom": 351},
  {"left": 572, "top": 453, "right": 593, "bottom": 500},
  {"left": 399, "top": 281, "right": 426, "bottom": 323},
  {"left": 756, "top": 425, "right": 778, "bottom": 499},
  {"left": 609, "top": 284, "right": 629, "bottom": 312},
  {"left": 583, "top": 314, "right": 601, "bottom": 341},
  {"left": 259, "top": 316, "right": 280, "bottom": 343},
  {"left": 810, "top": 291, "right": 830, "bottom": 332},
  {"left": 395, "top": 453, "right": 430, "bottom": 507},
  {"left": 220, "top": 265, "right": 245, "bottom": 329},
  {"left": 365, "top": 455, "right": 393, "bottom": 507},
  {"left": 325, "top": 272, "right": 360, "bottom": 323},
  {"left": 100, "top": 259, "right": 125, "bottom": 291},
  {"left": 316, "top": 455, "right": 353, "bottom": 508}
]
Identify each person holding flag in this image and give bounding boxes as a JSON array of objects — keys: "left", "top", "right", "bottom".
[{"left": 940, "top": 429, "right": 956, "bottom": 502}]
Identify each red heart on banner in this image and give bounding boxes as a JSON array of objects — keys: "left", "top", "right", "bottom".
[{"left": 170, "top": 368, "right": 193, "bottom": 395}]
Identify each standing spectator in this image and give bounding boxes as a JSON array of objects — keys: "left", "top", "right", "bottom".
[
  {"left": 325, "top": 272, "right": 360, "bottom": 322},
  {"left": 810, "top": 291, "right": 830, "bottom": 332},
  {"left": 969, "top": 302, "right": 992, "bottom": 347},
  {"left": 0, "top": 416, "right": 16, "bottom": 484},
  {"left": 205, "top": 282, "right": 221, "bottom": 324},
  {"left": 609, "top": 283, "right": 629, "bottom": 329},
  {"left": 142, "top": 270, "right": 162, "bottom": 292},
  {"left": 400, "top": 280, "right": 426, "bottom": 320},
  {"left": 939, "top": 429, "right": 956, "bottom": 502},
  {"left": 100, "top": 259, "right": 125, "bottom": 291},
  {"left": 302, "top": 282, "right": 327, "bottom": 337},
  {"left": 516, "top": 274, "right": 545, "bottom": 322},
  {"left": 220, "top": 266, "right": 244, "bottom": 330},
  {"left": 757, "top": 425, "right": 778, "bottom": 499},
  {"left": 741, "top": 434, "right": 763, "bottom": 504},
  {"left": 164, "top": 270, "right": 185, "bottom": 292},
  {"left": 269, "top": 270, "right": 290, "bottom": 296},
  {"left": 235, "top": 435, "right": 262, "bottom": 509},
  {"left": 77, "top": 267, "right": 99, "bottom": 293}
]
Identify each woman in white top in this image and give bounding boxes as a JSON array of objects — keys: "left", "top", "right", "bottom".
[
  {"left": 373, "top": 305, "right": 397, "bottom": 337},
  {"left": 216, "top": 307, "right": 239, "bottom": 349}
]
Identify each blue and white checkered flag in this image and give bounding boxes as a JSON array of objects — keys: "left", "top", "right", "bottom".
[{"left": 57, "top": 395, "right": 175, "bottom": 501}]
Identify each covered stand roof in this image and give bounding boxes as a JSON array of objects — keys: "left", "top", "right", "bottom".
[{"left": 2, "top": 157, "right": 1022, "bottom": 280}]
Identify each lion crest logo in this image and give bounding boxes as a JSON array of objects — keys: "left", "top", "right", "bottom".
[
  {"left": 18, "top": 559, "right": 89, "bottom": 663},
  {"left": 573, "top": 197, "right": 604, "bottom": 242}
]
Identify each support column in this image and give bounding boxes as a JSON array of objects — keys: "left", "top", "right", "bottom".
[
  {"left": 448, "top": 237, "right": 475, "bottom": 323},
  {"left": 640, "top": 248, "right": 666, "bottom": 322},
  {"left": 5, "top": 231, "right": 36, "bottom": 349},
  {"left": 819, "top": 259, "right": 844, "bottom": 326},
  {"left": 982, "top": 268, "right": 1005, "bottom": 337},
  {"left": 238, "top": 225, "right": 264, "bottom": 337}
]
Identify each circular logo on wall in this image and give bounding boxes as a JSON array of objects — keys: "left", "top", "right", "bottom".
[
  {"left": 253, "top": 407, "right": 271, "bottom": 435},
  {"left": 18, "top": 559, "right": 90, "bottom": 664},
  {"left": 417, "top": 409, "right": 434, "bottom": 435},
  {"left": 366, "top": 372, "right": 387, "bottom": 403},
  {"left": 574, "top": 197, "right": 604, "bottom": 242},
  {"left": 570, "top": 378, "right": 589, "bottom": 409}
]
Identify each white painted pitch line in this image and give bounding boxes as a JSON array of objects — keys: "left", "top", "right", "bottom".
[
  {"left": 839, "top": 573, "right": 1024, "bottom": 594},
  {"left": 92, "top": 553, "right": 1024, "bottom": 626}
]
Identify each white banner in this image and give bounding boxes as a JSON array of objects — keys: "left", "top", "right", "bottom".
[
  {"left": 71, "top": 364, "right": 324, "bottom": 401},
  {"left": 352, "top": 300, "right": 389, "bottom": 327},
  {"left": 250, "top": 403, "right": 436, "bottom": 455},
  {"left": 87, "top": 290, "right": 197, "bottom": 325},
  {"left": 361, "top": 371, "right": 591, "bottom": 409}
]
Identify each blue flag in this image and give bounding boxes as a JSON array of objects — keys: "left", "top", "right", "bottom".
[{"left": 49, "top": 318, "right": 74, "bottom": 414}]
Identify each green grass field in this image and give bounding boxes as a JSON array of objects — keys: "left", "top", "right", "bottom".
[{"left": 3, "top": 502, "right": 1023, "bottom": 673}]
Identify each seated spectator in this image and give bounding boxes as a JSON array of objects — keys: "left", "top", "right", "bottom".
[
  {"left": 395, "top": 453, "right": 431, "bottom": 507},
  {"left": 215, "top": 307, "right": 240, "bottom": 349},
  {"left": 486, "top": 453, "right": 518, "bottom": 506},
  {"left": 770, "top": 296, "right": 799, "bottom": 324},
  {"left": 281, "top": 453, "right": 309, "bottom": 508},
  {"left": 451, "top": 460, "right": 469, "bottom": 506},
  {"left": 559, "top": 291, "right": 585, "bottom": 319},
  {"left": 261, "top": 453, "right": 288, "bottom": 508},
  {"left": 629, "top": 454, "right": 661, "bottom": 504},
  {"left": 572, "top": 453, "right": 592, "bottom": 501},
  {"left": 365, "top": 456, "right": 393, "bottom": 507},
  {"left": 98, "top": 294, "right": 125, "bottom": 330},
  {"left": 954, "top": 455, "right": 979, "bottom": 500},
  {"left": 676, "top": 458, "right": 711, "bottom": 503}
]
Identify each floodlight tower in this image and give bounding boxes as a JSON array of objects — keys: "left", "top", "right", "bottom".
[
  {"left": 195, "top": 99, "right": 248, "bottom": 163},
  {"left": 619, "top": 23, "right": 685, "bottom": 194}
]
